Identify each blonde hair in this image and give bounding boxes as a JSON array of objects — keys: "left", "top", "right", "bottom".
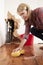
[{"left": 17, "top": 3, "right": 30, "bottom": 12}]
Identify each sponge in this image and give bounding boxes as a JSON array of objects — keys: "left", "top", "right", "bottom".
[{"left": 11, "top": 49, "right": 25, "bottom": 57}]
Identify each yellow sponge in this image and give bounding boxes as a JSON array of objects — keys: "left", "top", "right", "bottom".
[
  {"left": 11, "top": 49, "right": 25, "bottom": 57},
  {"left": 20, "top": 49, "right": 25, "bottom": 54}
]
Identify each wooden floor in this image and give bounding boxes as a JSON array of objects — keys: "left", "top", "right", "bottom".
[{"left": 0, "top": 42, "right": 43, "bottom": 65}]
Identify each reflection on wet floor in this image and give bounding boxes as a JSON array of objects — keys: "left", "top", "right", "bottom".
[
  {"left": 0, "top": 42, "right": 43, "bottom": 65},
  {"left": 39, "top": 46, "right": 43, "bottom": 50}
]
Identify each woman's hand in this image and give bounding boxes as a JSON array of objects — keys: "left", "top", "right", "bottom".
[
  {"left": 13, "top": 47, "right": 22, "bottom": 52},
  {"left": 12, "top": 38, "right": 27, "bottom": 53}
]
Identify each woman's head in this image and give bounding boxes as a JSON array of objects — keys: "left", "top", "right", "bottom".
[{"left": 17, "top": 3, "right": 31, "bottom": 21}]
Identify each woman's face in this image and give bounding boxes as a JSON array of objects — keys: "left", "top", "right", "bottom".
[{"left": 18, "top": 10, "right": 29, "bottom": 21}]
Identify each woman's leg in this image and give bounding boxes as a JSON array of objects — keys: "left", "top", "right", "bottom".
[{"left": 30, "top": 27, "right": 43, "bottom": 40}]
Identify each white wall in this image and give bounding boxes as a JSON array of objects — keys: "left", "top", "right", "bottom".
[
  {"left": 0, "top": 0, "right": 6, "bottom": 47},
  {"left": 4, "top": 0, "right": 43, "bottom": 43},
  {"left": 4, "top": 0, "right": 43, "bottom": 15}
]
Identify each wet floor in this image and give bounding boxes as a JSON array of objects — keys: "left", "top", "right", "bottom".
[{"left": 0, "top": 42, "right": 43, "bottom": 65}]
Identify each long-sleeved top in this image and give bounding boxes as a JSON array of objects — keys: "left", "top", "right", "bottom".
[{"left": 25, "top": 7, "right": 43, "bottom": 36}]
